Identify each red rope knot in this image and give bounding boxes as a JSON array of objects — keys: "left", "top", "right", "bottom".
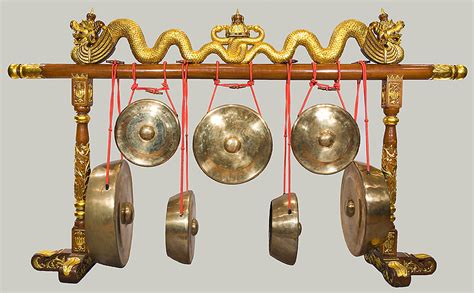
[
  {"left": 213, "top": 79, "right": 220, "bottom": 86},
  {"left": 131, "top": 82, "right": 138, "bottom": 90},
  {"left": 145, "top": 88, "right": 163, "bottom": 94},
  {"left": 247, "top": 80, "right": 255, "bottom": 86},
  {"left": 161, "top": 81, "right": 170, "bottom": 91},
  {"left": 228, "top": 83, "right": 247, "bottom": 89}
]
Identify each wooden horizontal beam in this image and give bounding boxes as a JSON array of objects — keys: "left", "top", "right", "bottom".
[{"left": 8, "top": 63, "right": 467, "bottom": 81}]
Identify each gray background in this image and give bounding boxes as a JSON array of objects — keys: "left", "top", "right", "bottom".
[{"left": 1, "top": 0, "right": 472, "bottom": 292}]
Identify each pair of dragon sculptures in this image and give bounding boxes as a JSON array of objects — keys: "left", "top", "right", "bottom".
[{"left": 70, "top": 9, "right": 405, "bottom": 65}]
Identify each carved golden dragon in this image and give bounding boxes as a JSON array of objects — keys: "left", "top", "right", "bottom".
[{"left": 70, "top": 9, "right": 404, "bottom": 64}]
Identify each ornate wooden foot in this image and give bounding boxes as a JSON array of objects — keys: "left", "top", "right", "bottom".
[
  {"left": 31, "top": 249, "right": 96, "bottom": 283},
  {"left": 397, "top": 252, "right": 437, "bottom": 275},
  {"left": 364, "top": 249, "right": 437, "bottom": 287},
  {"left": 365, "top": 249, "right": 411, "bottom": 287}
]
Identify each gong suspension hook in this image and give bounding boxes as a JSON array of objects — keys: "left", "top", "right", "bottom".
[
  {"left": 129, "top": 62, "right": 177, "bottom": 114},
  {"left": 353, "top": 60, "right": 371, "bottom": 173},
  {"left": 298, "top": 61, "right": 346, "bottom": 116},
  {"left": 105, "top": 60, "right": 124, "bottom": 189},
  {"left": 207, "top": 61, "right": 262, "bottom": 115},
  {"left": 283, "top": 60, "right": 293, "bottom": 212},
  {"left": 179, "top": 60, "right": 190, "bottom": 216}
]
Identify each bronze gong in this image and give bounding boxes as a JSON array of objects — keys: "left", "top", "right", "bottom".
[
  {"left": 85, "top": 160, "right": 134, "bottom": 267},
  {"left": 166, "top": 190, "right": 198, "bottom": 264},
  {"left": 115, "top": 99, "right": 180, "bottom": 167},
  {"left": 193, "top": 104, "right": 272, "bottom": 184},
  {"left": 340, "top": 161, "right": 391, "bottom": 256},
  {"left": 269, "top": 193, "right": 302, "bottom": 265},
  {"left": 291, "top": 104, "right": 360, "bottom": 175}
]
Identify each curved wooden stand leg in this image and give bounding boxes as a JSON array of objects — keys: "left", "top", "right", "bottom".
[
  {"left": 30, "top": 74, "right": 97, "bottom": 283},
  {"left": 364, "top": 75, "right": 436, "bottom": 287},
  {"left": 31, "top": 249, "right": 96, "bottom": 283}
]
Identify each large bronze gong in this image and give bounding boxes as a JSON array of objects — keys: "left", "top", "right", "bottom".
[
  {"left": 291, "top": 104, "right": 360, "bottom": 175},
  {"left": 85, "top": 160, "right": 134, "bottom": 267},
  {"left": 166, "top": 190, "right": 198, "bottom": 264},
  {"left": 269, "top": 193, "right": 302, "bottom": 265},
  {"left": 115, "top": 99, "right": 180, "bottom": 167},
  {"left": 340, "top": 161, "right": 391, "bottom": 256},
  {"left": 193, "top": 104, "right": 272, "bottom": 184}
]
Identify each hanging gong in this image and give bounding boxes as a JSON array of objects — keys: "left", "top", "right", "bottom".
[
  {"left": 85, "top": 160, "right": 134, "bottom": 268},
  {"left": 340, "top": 161, "right": 391, "bottom": 256},
  {"left": 193, "top": 104, "right": 272, "bottom": 184},
  {"left": 115, "top": 99, "right": 180, "bottom": 167},
  {"left": 291, "top": 104, "right": 360, "bottom": 175},
  {"left": 166, "top": 190, "right": 198, "bottom": 264},
  {"left": 269, "top": 193, "right": 301, "bottom": 265}
]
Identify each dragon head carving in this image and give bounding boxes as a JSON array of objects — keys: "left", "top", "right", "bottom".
[
  {"left": 70, "top": 10, "right": 105, "bottom": 47},
  {"left": 369, "top": 9, "right": 405, "bottom": 46},
  {"left": 362, "top": 9, "right": 405, "bottom": 64}
]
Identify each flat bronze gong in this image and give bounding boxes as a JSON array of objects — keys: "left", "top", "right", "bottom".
[
  {"left": 85, "top": 160, "right": 134, "bottom": 267},
  {"left": 166, "top": 190, "right": 198, "bottom": 264},
  {"left": 115, "top": 99, "right": 180, "bottom": 167},
  {"left": 193, "top": 104, "right": 272, "bottom": 184},
  {"left": 291, "top": 104, "right": 360, "bottom": 175},
  {"left": 269, "top": 193, "right": 302, "bottom": 265},
  {"left": 340, "top": 161, "right": 391, "bottom": 256}
]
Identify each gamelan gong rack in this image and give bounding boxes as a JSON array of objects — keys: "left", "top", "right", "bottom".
[{"left": 7, "top": 9, "right": 468, "bottom": 287}]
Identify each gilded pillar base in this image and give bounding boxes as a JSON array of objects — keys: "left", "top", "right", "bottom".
[
  {"left": 364, "top": 248, "right": 436, "bottom": 287},
  {"left": 31, "top": 249, "right": 96, "bottom": 283}
]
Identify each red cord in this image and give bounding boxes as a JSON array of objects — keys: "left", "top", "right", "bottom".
[
  {"left": 298, "top": 61, "right": 346, "bottom": 115},
  {"left": 354, "top": 61, "right": 371, "bottom": 173},
  {"left": 179, "top": 61, "right": 189, "bottom": 216},
  {"left": 128, "top": 62, "right": 177, "bottom": 114},
  {"left": 207, "top": 61, "right": 262, "bottom": 115},
  {"left": 284, "top": 61, "right": 293, "bottom": 210},
  {"left": 105, "top": 61, "right": 119, "bottom": 189}
]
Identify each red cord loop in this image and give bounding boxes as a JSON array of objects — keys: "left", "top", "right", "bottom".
[
  {"left": 353, "top": 60, "right": 371, "bottom": 173},
  {"left": 128, "top": 62, "right": 177, "bottom": 113},
  {"left": 179, "top": 61, "right": 190, "bottom": 216},
  {"left": 208, "top": 61, "right": 262, "bottom": 115},
  {"left": 298, "top": 61, "right": 346, "bottom": 115},
  {"left": 284, "top": 61, "right": 293, "bottom": 210},
  {"left": 105, "top": 60, "right": 121, "bottom": 188}
]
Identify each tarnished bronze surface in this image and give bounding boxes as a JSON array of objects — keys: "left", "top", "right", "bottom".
[
  {"left": 193, "top": 104, "right": 272, "bottom": 184},
  {"left": 292, "top": 104, "right": 360, "bottom": 175},
  {"left": 340, "top": 162, "right": 390, "bottom": 256},
  {"left": 115, "top": 99, "right": 180, "bottom": 167},
  {"left": 85, "top": 160, "right": 134, "bottom": 267},
  {"left": 269, "top": 193, "right": 301, "bottom": 265},
  {"left": 166, "top": 191, "right": 198, "bottom": 264}
]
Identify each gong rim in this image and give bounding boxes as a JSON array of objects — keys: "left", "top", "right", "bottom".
[
  {"left": 291, "top": 104, "right": 360, "bottom": 175},
  {"left": 340, "top": 161, "right": 391, "bottom": 256},
  {"left": 193, "top": 104, "right": 273, "bottom": 184},
  {"left": 85, "top": 160, "right": 134, "bottom": 267},
  {"left": 269, "top": 193, "right": 301, "bottom": 265},
  {"left": 165, "top": 190, "right": 198, "bottom": 264},
  {"left": 115, "top": 99, "right": 180, "bottom": 167}
]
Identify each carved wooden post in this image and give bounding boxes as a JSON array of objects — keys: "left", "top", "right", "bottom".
[
  {"left": 365, "top": 75, "right": 437, "bottom": 287},
  {"left": 380, "top": 74, "right": 403, "bottom": 256},
  {"left": 70, "top": 73, "right": 92, "bottom": 253}
]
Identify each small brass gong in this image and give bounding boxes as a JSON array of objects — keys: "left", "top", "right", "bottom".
[
  {"left": 115, "top": 99, "right": 180, "bottom": 167},
  {"left": 340, "top": 161, "right": 391, "bottom": 256},
  {"left": 269, "top": 193, "right": 302, "bottom": 265},
  {"left": 193, "top": 104, "right": 272, "bottom": 184},
  {"left": 291, "top": 104, "right": 360, "bottom": 175},
  {"left": 85, "top": 160, "right": 134, "bottom": 267},
  {"left": 166, "top": 190, "right": 198, "bottom": 264}
]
